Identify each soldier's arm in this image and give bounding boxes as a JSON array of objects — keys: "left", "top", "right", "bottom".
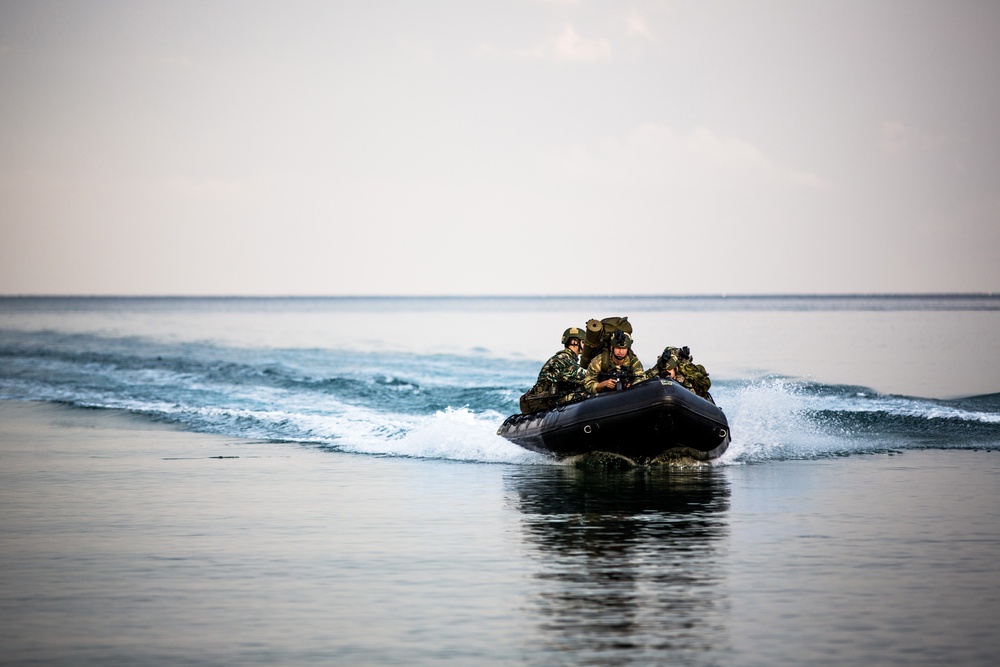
[
  {"left": 624, "top": 357, "right": 644, "bottom": 386},
  {"left": 584, "top": 357, "right": 603, "bottom": 394}
]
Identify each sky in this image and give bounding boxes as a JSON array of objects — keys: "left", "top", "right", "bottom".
[{"left": 1, "top": 0, "right": 999, "bottom": 296}]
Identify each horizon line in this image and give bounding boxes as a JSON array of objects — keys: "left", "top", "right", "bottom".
[{"left": 1, "top": 292, "right": 997, "bottom": 299}]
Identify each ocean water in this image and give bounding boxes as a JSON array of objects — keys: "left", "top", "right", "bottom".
[
  {"left": 2, "top": 295, "right": 1000, "bottom": 665},
  {"left": 2, "top": 295, "right": 999, "bottom": 461}
]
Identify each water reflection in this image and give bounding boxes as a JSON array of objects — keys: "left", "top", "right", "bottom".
[{"left": 507, "top": 463, "right": 731, "bottom": 665}]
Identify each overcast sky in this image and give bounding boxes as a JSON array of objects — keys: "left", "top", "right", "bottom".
[{"left": 1, "top": 0, "right": 998, "bottom": 296}]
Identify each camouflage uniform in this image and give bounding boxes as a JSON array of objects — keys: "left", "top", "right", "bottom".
[
  {"left": 519, "top": 348, "right": 589, "bottom": 414},
  {"left": 584, "top": 349, "right": 645, "bottom": 394},
  {"left": 646, "top": 346, "right": 713, "bottom": 401}
]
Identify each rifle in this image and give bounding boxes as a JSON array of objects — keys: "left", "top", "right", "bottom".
[{"left": 598, "top": 367, "right": 634, "bottom": 392}]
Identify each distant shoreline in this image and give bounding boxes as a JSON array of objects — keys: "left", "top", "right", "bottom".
[{"left": 3, "top": 293, "right": 998, "bottom": 316}]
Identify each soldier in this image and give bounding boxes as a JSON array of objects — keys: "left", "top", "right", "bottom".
[
  {"left": 518, "top": 327, "right": 590, "bottom": 414},
  {"left": 585, "top": 330, "right": 645, "bottom": 394},
  {"left": 648, "top": 345, "right": 714, "bottom": 402}
]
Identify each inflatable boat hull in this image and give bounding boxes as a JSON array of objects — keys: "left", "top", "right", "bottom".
[{"left": 498, "top": 379, "right": 730, "bottom": 462}]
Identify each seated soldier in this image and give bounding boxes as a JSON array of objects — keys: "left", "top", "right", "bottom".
[
  {"left": 518, "top": 327, "right": 589, "bottom": 414},
  {"left": 585, "top": 330, "right": 644, "bottom": 394},
  {"left": 647, "top": 345, "right": 713, "bottom": 402}
]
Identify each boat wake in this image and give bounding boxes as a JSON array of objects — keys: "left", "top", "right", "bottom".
[
  {"left": 718, "top": 378, "right": 1000, "bottom": 463},
  {"left": 2, "top": 329, "right": 998, "bottom": 465}
]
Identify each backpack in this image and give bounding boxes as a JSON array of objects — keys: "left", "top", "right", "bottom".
[
  {"left": 679, "top": 361, "right": 712, "bottom": 398},
  {"left": 580, "top": 316, "right": 633, "bottom": 368}
]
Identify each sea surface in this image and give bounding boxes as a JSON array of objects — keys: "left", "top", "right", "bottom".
[{"left": 1, "top": 295, "right": 999, "bottom": 665}]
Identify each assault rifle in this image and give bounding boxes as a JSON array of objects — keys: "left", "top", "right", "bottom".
[{"left": 598, "top": 368, "right": 635, "bottom": 392}]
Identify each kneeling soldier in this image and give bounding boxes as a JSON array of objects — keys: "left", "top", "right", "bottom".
[
  {"left": 519, "top": 327, "right": 589, "bottom": 414},
  {"left": 585, "top": 330, "right": 645, "bottom": 394},
  {"left": 648, "top": 345, "right": 713, "bottom": 402}
]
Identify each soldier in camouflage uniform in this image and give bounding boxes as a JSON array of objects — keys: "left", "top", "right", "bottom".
[
  {"left": 646, "top": 345, "right": 714, "bottom": 402},
  {"left": 519, "top": 327, "right": 590, "bottom": 414},
  {"left": 584, "top": 330, "right": 645, "bottom": 394}
]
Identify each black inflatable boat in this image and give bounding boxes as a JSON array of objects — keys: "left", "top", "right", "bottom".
[{"left": 498, "top": 378, "right": 730, "bottom": 463}]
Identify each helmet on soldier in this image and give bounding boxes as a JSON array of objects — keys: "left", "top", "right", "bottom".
[
  {"left": 659, "top": 347, "right": 679, "bottom": 371},
  {"left": 561, "top": 327, "right": 585, "bottom": 346},
  {"left": 610, "top": 330, "right": 632, "bottom": 349}
]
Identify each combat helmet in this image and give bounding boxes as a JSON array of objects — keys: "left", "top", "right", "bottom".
[
  {"left": 610, "top": 330, "right": 632, "bottom": 349},
  {"left": 561, "top": 327, "right": 585, "bottom": 346},
  {"left": 659, "top": 349, "right": 680, "bottom": 371},
  {"left": 658, "top": 345, "right": 691, "bottom": 371}
]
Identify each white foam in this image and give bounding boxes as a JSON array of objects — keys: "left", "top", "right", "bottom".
[
  {"left": 716, "top": 378, "right": 864, "bottom": 464},
  {"left": 335, "top": 407, "right": 550, "bottom": 464}
]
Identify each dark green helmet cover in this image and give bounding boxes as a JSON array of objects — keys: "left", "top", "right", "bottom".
[{"left": 561, "top": 327, "right": 585, "bottom": 345}]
